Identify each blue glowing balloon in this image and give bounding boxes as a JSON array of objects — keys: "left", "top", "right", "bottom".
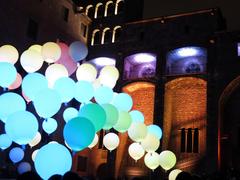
[
  {"left": 94, "top": 86, "right": 113, "bottom": 104},
  {"left": 63, "top": 107, "right": 78, "bottom": 123},
  {"left": 0, "top": 92, "right": 26, "bottom": 123},
  {"left": 69, "top": 41, "right": 88, "bottom": 62},
  {"left": 75, "top": 81, "right": 94, "bottom": 103},
  {"left": 5, "top": 111, "right": 38, "bottom": 145},
  {"left": 101, "top": 104, "right": 119, "bottom": 130},
  {"left": 9, "top": 147, "right": 24, "bottom": 163},
  {"left": 22, "top": 73, "right": 48, "bottom": 101},
  {"left": 34, "top": 142, "right": 72, "bottom": 179},
  {"left": 113, "top": 93, "right": 133, "bottom": 111},
  {"left": 33, "top": 88, "right": 62, "bottom": 118},
  {"left": 0, "top": 134, "right": 12, "bottom": 150},
  {"left": 0, "top": 62, "right": 17, "bottom": 88},
  {"left": 147, "top": 125, "right": 162, "bottom": 140},
  {"left": 17, "top": 162, "right": 31, "bottom": 174},
  {"left": 79, "top": 103, "right": 106, "bottom": 132},
  {"left": 129, "top": 110, "right": 144, "bottom": 123},
  {"left": 53, "top": 77, "right": 75, "bottom": 103},
  {"left": 42, "top": 118, "right": 58, "bottom": 135},
  {"left": 63, "top": 117, "right": 95, "bottom": 151}
]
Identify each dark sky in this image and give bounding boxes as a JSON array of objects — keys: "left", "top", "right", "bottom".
[{"left": 143, "top": 0, "right": 240, "bottom": 31}]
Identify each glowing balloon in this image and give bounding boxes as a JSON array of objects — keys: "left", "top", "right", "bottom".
[
  {"left": 42, "top": 118, "right": 58, "bottom": 134},
  {"left": 69, "top": 41, "right": 88, "bottom": 62},
  {"left": 29, "top": 44, "right": 42, "bottom": 53},
  {"left": 141, "top": 133, "right": 160, "bottom": 153},
  {"left": 75, "top": 80, "right": 94, "bottom": 103},
  {"left": 63, "top": 107, "right": 78, "bottom": 123},
  {"left": 8, "top": 73, "right": 22, "bottom": 90},
  {"left": 53, "top": 77, "right": 75, "bottom": 103},
  {"left": 159, "top": 150, "right": 177, "bottom": 171},
  {"left": 56, "top": 43, "right": 77, "bottom": 76},
  {"left": 94, "top": 86, "right": 114, "bottom": 104},
  {"left": 101, "top": 104, "right": 118, "bottom": 130},
  {"left": 22, "top": 73, "right": 48, "bottom": 101},
  {"left": 79, "top": 103, "right": 106, "bottom": 132},
  {"left": 128, "top": 142, "right": 145, "bottom": 162},
  {"left": 0, "top": 92, "right": 26, "bottom": 123},
  {"left": 29, "top": 132, "right": 41, "bottom": 147},
  {"left": 33, "top": 88, "right": 62, "bottom": 118},
  {"left": 32, "top": 149, "right": 39, "bottom": 162},
  {"left": 45, "top": 64, "right": 68, "bottom": 87},
  {"left": 147, "top": 125, "right": 162, "bottom": 140},
  {"left": 113, "top": 111, "right": 132, "bottom": 133},
  {"left": 42, "top": 42, "right": 61, "bottom": 63},
  {"left": 0, "top": 62, "right": 17, "bottom": 88},
  {"left": 18, "top": 162, "right": 31, "bottom": 174},
  {"left": 144, "top": 152, "right": 161, "bottom": 170},
  {"left": 76, "top": 63, "right": 97, "bottom": 82},
  {"left": 88, "top": 134, "right": 99, "bottom": 148},
  {"left": 63, "top": 117, "right": 95, "bottom": 151},
  {"left": 169, "top": 169, "right": 182, "bottom": 180},
  {"left": 92, "top": 78, "right": 101, "bottom": 89},
  {"left": 103, "top": 133, "right": 119, "bottom": 151},
  {"left": 99, "top": 75, "right": 117, "bottom": 89},
  {"left": 130, "top": 110, "right": 144, "bottom": 123},
  {"left": 34, "top": 142, "right": 72, "bottom": 179},
  {"left": 20, "top": 49, "right": 44, "bottom": 73},
  {"left": 112, "top": 93, "right": 133, "bottom": 111},
  {"left": 99, "top": 65, "right": 119, "bottom": 81},
  {"left": 128, "top": 122, "right": 147, "bottom": 142},
  {"left": 0, "top": 134, "right": 12, "bottom": 150},
  {"left": 9, "top": 147, "right": 24, "bottom": 163},
  {"left": 5, "top": 111, "right": 38, "bottom": 145},
  {"left": 0, "top": 45, "right": 19, "bottom": 64}
]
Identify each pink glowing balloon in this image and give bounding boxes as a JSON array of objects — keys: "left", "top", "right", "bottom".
[
  {"left": 56, "top": 43, "right": 77, "bottom": 76},
  {"left": 8, "top": 73, "right": 22, "bottom": 90},
  {"left": 22, "top": 91, "right": 31, "bottom": 103}
]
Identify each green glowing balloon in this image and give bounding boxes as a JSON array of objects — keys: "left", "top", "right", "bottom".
[
  {"left": 113, "top": 111, "right": 132, "bottom": 133},
  {"left": 101, "top": 104, "right": 119, "bottom": 130},
  {"left": 159, "top": 150, "right": 177, "bottom": 171}
]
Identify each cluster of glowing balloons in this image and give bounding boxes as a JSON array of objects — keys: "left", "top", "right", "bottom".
[{"left": 0, "top": 41, "right": 177, "bottom": 179}]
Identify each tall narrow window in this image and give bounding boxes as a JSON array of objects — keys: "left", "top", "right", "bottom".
[
  {"left": 180, "top": 128, "right": 186, "bottom": 152},
  {"left": 86, "top": 5, "right": 94, "bottom": 19},
  {"left": 112, "top": 26, "right": 121, "bottom": 43},
  {"left": 62, "top": 6, "right": 69, "bottom": 22},
  {"left": 98, "top": 130, "right": 104, "bottom": 149},
  {"left": 27, "top": 18, "right": 38, "bottom": 40},
  {"left": 102, "top": 28, "right": 111, "bottom": 44},
  {"left": 193, "top": 128, "right": 199, "bottom": 153},
  {"left": 91, "top": 29, "right": 101, "bottom": 46},
  {"left": 81, "top": 24, "right": 87, "bottom": 37},
  {"left": 95, "top": 3, "right": 104, "bottom": 19},
  {"left": 187, "top": 128, "right": 193, "bottom": 152}
]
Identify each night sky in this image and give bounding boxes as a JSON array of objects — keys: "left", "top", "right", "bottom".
[{"left": 143, "top": 0, "right": 240, "bottom": 31}]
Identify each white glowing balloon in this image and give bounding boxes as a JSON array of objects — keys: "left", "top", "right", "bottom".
[
  {"left": 128, "top": 122, "right": 148, "bottom": 142},
  {"left": 88, "top": 134, "right": 99, "bottom": 149},
  {"left": 29, "top": 132, "right": 41, "bottom": 147},
  {"left": 32, "top": 149, "right": 39, "bottom": 162},
  {"left": 141, "top": 133, "right": 160, "bottom": 153},
  {"left": 76, "top": 63, "right": 97, "bottom": 82},
  {"left": 0, "top": 45, "right": 19, "bottom": 64},
  {"left": 99, "top": 66, "right": 119, "bottom": 81},
  {"left": 128, "top": 142, "right": 145, "bottom": 162},
  {"left": 169, "top": 169, "right": 182, "bottom": 180},
  {"left": 144, "top": 152, "right": 161, "bottom": 170},
  {"left": 159, "top": 150, "right": 177, "bottom": 171},
  {"left": 20, "top": 49, "right": 44, "bottom": 73},
  {"left": 99, "top": 76, "right": 117, "bottom": 89},
  {"left": 103, "top": 133, "right": 119, "bottom": 151},
  {"left": 45, "top": 64, "right": 68, "bottom": 87},
  {"left": 29, "top": 44, "right": 42, "bottom": 53},
  {"left": 92, "top": 78, "right": 101, "bottom": 89},
  {"left": 42, "top": 42, "right": 61, "bottom": 63}
]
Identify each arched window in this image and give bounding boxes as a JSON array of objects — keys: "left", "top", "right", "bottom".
[
  {"left": 95, "top": 3, "right": 104, "bottom": 19},
  {"left": 123, "top": 53, "right": 157, "bottom": 80},
  {"left": 105, "top": 1, "right": 114, "bottom": 17},
  {"left": 85, "top": 5, "right": 94, "bottom": 19},
  {"left": 101, "top": 28, "right": 111, "bottom": 44},
  {"left": 91, "top": 29, "right": 101, "bottom": 46},
  {"left": 166, "top": 46, "right": 207, "bottom": 75},
  {"left": 115, "top": 0, "right": 124, "bottom": 15},
  {"left": 112, "top": 26, "right": 122, "bottom": 43}
]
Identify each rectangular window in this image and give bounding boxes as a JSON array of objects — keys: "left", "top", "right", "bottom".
[
  {"left": 62, "top": 6, "right": 69, "bottom": 22},
  {"left": 180, "top": 128, "right": 199, "bottom": 153},
  {"left": 193, "top": 128, "right": 199, "bottom": 153},
  {"left": 187, "top": 128, "right": 193, "bottom": 152},
  {"left": 27, "top": 18, "right": 38, "bottom": 40},
  {"left": 180, "top": 128, "right": 186, "bottom": 152}
]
